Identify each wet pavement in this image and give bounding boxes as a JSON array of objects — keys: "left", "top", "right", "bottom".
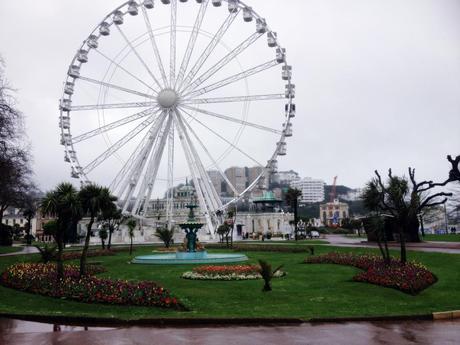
[
  {"left": 324, "top": 235, "right": 460, "bottom": 254},
  {"left": 0, "top": 318, "right": 459, "bottom": 344},
  {"left": 0, "top": 246, "right": 39, "bottom": 257}
]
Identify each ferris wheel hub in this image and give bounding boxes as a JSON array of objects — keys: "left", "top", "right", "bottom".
[{"left": 157, "top": 88, "right": 178, "bottom": 108}]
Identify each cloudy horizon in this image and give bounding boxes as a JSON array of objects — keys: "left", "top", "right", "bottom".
[{"left": 1, "top": 0, "right": 459, "bottom": 193}]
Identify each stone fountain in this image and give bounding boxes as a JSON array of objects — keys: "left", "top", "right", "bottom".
[{"left": 132, "top": 197, "right": 248, "bottom": 265}]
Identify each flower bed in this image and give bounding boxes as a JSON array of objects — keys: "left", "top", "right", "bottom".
[
  {"left": 1, "top": 263, "right": 185, "bottom": 310},
  {"left": 305, "top": 253, "right": 437, "bottom": 295},
  {"left": 182, "top": 265, "right": 286, "bottom": 281}
]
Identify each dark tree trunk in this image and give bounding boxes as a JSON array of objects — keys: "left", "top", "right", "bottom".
[
  {"left": 26, "top": 215, "right": 32, "bottom": 245},
  {"left": 101, "top": 238, "right": 105, "bottom": 250},
  {"left": 293, "top": 200, "right": 298, "bottom": 241},
  {"left": 419, "top": 215, "right": 425, "bottom": 238},
  {"left": 397, "top": 226, "right": 407, "bottom": 264},
  {"left": 55, "top": 230, "right": 64, "bottom": 280},
  {"left": 405, "top": 215, "right": 421, "bottom": 242},
  {"left": 107, "top": 227, "right": 113, "bottom": 250},
  {"left": 262, "top": 280, "right": 272, "bottom": 292},
  {"left": 129, "top": 237, "right": 133, "bottom": 255},
  {"left": 80, "top": 218, "right": 94, "bottom": 277}
]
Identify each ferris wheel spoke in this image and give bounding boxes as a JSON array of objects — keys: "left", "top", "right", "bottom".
[
  {"left": 141, "top": 5, "right": 168, "bottom": 87},
  {"left": 175, "top": 0, "right": 209, "bottom": 88},
  {"left": 179, "top": 107, "right": 264, "bottom": 167},
  {"left": 182, "top": 32, "right": 263, "bottom": 95},
  {"left": 78, "top": 76, "right": 157, "bottom": 100},
  {"left": 93, "top": 49, "right": 158, "bottom": 94},
  {"left": 181, "top": 105, "right": 281, "bottom": 135},
  {"left": 83, "top": 116, "right": 157, "bottom": 174},
  {"left": 114, "top": 25, "right": 163, "bottom": 90},
  {"left": 184, "top": 59, "right": 280, "bottom": 99},
  {"left": 180, "top": 110, "right": 240, "bottom": 197},
  {"left": 73, "top": 107, "right": 159, "bottom": 144},
  {"left": 129, "top": 115, "right": 172, "bottom": 215},
  {"left": 169, "top": 0, "right": 178, "bottom": 87},
  {"left": 70, "top": 101, "right": 157, "bottom": 112},
  {"left": 178, "top": 9, "right": 240, "bottom": 93},
  {"left": 182, "top": 93, "right": 285, "bottom": 105}
]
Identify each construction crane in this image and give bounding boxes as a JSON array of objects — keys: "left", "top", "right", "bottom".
[{"left": 329, "top": 176, "right": 338, "bottom": 203}]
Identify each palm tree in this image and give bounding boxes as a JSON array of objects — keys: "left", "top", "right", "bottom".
[
  {"left": 41, "top": 183, "right": 81, "bottom": 279},
  {"left": 126, "top": 218, "right": 137, "bottom": 255},
  {"left": 99, "top": 203, "right": 123, "bottom": 250},
  {"left": 155, "top": 227, "right": 175, "bottom": 248},
  {"left": 285, "top": 188, "right": 302, "bottom": 240},
  {"left": 78, "top": 184, "right": 117, "bottom": 276}
]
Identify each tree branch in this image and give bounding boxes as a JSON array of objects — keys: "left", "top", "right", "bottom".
[
  {"left": 419, "top": 192, "right": 453, "bottom": 210},
  {"left": 429, "top": 155, "right": 460, "bottom": 187}
]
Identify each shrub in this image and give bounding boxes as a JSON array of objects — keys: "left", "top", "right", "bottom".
[
  {"left": 1, "top": 263, "right": 185, "bottom": 310},
  {"left": 305, "top": 253, "right": 437, "bottom": 295},
  {"left": 155, "top": 227, "right": 175, "bottom": 248},
  {"left": 35, "top": 244, "right": 57, "bottom": 263},
  {"left": 258, "top": 260, "right": 283, "bottom": 292}
]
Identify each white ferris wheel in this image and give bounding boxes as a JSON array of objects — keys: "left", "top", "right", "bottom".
[{"left": 59, "top": 0, "right": 295, "bottom": 234}]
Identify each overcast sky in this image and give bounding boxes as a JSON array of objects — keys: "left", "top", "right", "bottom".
[{"left": 0, "top": 0, "right": 459, "bottom": 193}]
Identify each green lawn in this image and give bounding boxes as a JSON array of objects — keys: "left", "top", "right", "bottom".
[
  {"left": 423, "top": 234, "right": 460, "bottom": 242},
  {"left": 0, "top": 246, "right": 22, "bottom": 255},
  {"left": 0, "top": 245, "right": 459, "bottom": 321}
]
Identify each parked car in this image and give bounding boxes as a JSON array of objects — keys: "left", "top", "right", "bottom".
[{"left": 310, "top": 231, "right": 320, "bottom": 239}]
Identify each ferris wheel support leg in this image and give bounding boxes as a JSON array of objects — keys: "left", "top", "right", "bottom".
[
  {"left": 166, "top": 119, "right": 175, "bottom": 230},
  {"left": 118, "top": 113, "right": 168, "bottom": 213},
  {"left": 175, "top": 109, "right": 222, "bottom": 214},
  {"left": 173, "top": 111, "right": 216, "bottom": 238},
  {"left": 131, "top": 117, "right": 173, "bottom": 216},
  {"left": 115, "top": 113, "right": 165, "bottom": 203}
]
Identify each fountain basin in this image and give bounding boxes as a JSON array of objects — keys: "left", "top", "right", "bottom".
[{"left": 132, "top": 251, "right": 248, "bottom": 265}]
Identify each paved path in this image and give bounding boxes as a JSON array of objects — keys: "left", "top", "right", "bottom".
[
  {"left": 0, "top": 246, "right": 39, "bottom": 257},
  {"left": 324, "top": 235, "right": 460, "bottom": 254},
  {"left": 0, "top": 318, "right": 459, "bottom": 345}
]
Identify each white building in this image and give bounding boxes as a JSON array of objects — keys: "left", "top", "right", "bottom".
[
  {"left": 291, "top": 177, "right": 325, "bottom": 204},
  {"left": 341, "top": 189, "right": 363, "bottom": 201},
  {"left": 1, "top": 207, "right": 37, "bottom": 235},
  {"left": 272, "top": 170, "right": 300, "bottom": 185}
]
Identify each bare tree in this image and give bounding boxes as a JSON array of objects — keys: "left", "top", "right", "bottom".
[{"left": 0, "top": 56, "right": 33, "bottom": 228}]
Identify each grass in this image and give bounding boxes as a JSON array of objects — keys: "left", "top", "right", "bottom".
[
  {"left": 0, "top": 245, "right": 459, "bottom": 321},
  {"left": 422, "top": 234, "right": 460, "bottom": 242},
  {"left": 0, "top": 246, "right": 22, "bottom": 255}
]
